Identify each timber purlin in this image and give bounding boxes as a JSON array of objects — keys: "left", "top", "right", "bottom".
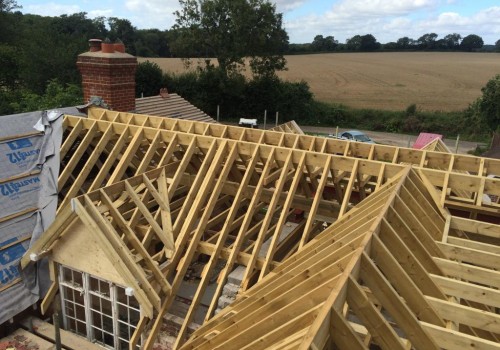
[{"left": 20, "top": 109, "right": 500, "bottom": 350}]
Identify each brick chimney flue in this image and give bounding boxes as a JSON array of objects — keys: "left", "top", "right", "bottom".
[{"left": 77, "top": 40, "right": 137, "bottom": 112}]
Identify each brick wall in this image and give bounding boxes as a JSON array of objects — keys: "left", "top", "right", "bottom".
[{"left": 77, "top": 52, "right": 137, "bottom": 112}]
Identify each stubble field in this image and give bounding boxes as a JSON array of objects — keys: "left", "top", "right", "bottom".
[{"left": 139, "top": 52, "right": 500, "bottom": 112}]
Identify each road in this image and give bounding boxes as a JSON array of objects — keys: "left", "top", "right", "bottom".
[{"left": 300, "top": 126, "right": 483, "bottom": 155}]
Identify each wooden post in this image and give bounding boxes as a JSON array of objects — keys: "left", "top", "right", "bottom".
[
  {"left": 264, "top": 109, "right": 267, "bottom": 130},
  {"left": 53, "top": 301, "right": 62, "bottom": 350},
  {"left": 455, "top": 134, "right": 460, "bottom": 154},
  {"left": 335, "top": 126, "right": 339, "bottom": 138},
  {"left": 275, "top": 111, "right": 279, "bottom": 126},
  {"left": 217, "top": 105, "right": 220, "bottom": 123}
]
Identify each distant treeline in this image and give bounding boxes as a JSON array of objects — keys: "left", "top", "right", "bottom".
[
  {"left": 288, "top": 33, "right": 500, "bottom": 54},
  {"left": 0, "top": 8, "right": 498, "bottom": 142}
]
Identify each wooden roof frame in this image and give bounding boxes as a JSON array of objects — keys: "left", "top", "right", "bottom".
[
  {"left": 181, "top": 168, "right": 500, "bottom": 350},
  {"left": 60, "top": 113, "right": 500, "bottom": 218},
  {"left": 21, "top": 110, "right": 500, "bottom": 350}
]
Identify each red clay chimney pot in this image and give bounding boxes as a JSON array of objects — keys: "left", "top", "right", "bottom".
[
  {"left": 88, "top": 38, "right": 102, "bottom": 52},
  {"left": 114, "top": 42, "right": 126, "bottom": 53}
]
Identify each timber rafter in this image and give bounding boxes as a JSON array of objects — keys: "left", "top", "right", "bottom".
[{"left": 21, "top": 110, "right": 500, "bottom": 350}]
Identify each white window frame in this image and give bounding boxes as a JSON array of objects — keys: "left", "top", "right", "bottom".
[{"left": 59, "top": 265, "right": 142, "bottom": 349}]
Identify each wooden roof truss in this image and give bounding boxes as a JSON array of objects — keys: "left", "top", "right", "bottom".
[
  {"left": 181, "top": 168, "right": 500, "bottom": 350},
  {"left": 21, "top": 110, "right": 500, "bottom": 350},
  {"left": 61, "top": 113, "right": 500, "bottom": 218}
]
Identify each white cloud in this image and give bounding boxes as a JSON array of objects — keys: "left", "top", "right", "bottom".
[
  {"left": 87, "top": 9, "right": 114, "bottom": 18},
  {"left": 285, "top": 2, "right": 500, "bottom": 44},
  {"left": 125, "top": 0, "right": 179, "bottom": 29},
  {"left": 414, "top": 6, "right": 500, "bottom": 40},
  {"left": 331, "top": 0, "right": 436, "bottom": 18},
  {"left": 24, "top": 2, "right": 81, "bottom": 17},
  {"left": 273, "top": 0, "right": 307, "bottom": 12}
]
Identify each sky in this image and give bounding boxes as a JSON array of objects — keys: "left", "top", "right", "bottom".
[{"left": 19, "top": 0, "right": 500, "bottom": 44}]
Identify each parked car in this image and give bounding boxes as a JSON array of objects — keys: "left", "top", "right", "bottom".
[{"left": 339, "top": 130, "right": 375, "bottom": 144}]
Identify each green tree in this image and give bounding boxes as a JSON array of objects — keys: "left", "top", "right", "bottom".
[
  {"left": 0, "top": 44, "right": 18, "bottom": 88},
  {"left": 360, "top": 34, "right": 380, "bottom": 51},
  {"left": 0, "top": 0, "right": 20, "bottom": 12},
  {"left": 496, "top": 39, "right": 500, "bottom": 52},
  {"left": 417, "top": 33, "right": 438, "bottom": 50},
  {"left": 172, "top": 0, "right": 288, "bottom": 77},
  {"left": 18, "top": 14, "right": 89, "bottom": 93},
  {"left": 11, "top": 79, "right": 82, "bottom": 112},
  {"left": 396, "top": 36, "right": 415, "bottom": 50},
  {"left": 460, "top": 34, "right": 483, "bottom": 51},
  {"left": 443, "top": 33, "right": 461, "bottom": 49},
  {"left": 346, "top": 35, "right": 361, "bottom": 51},
  {"left": 311, "top": 35, "right": 337, "bottom": 52},
  {"left": 135, "top": 61, "right": 165, "bottom": 97},
  {"left": 478, "top": 74, "right": 500, "bottom": 131},
  {"left": 108, "top": 17, "right": 137, "bottom": 54}
]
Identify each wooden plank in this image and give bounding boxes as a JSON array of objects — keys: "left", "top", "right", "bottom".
[
  {"left": 0, "top": 328, "right": 54, "bottom": 350},
  {"left": 20, "top": 204, "right": 76, "bottom": 269},
  {"left": 422, "top": 322, "right": 500, "bottom": 350},
  {"left": 360, "top": 253, "right": 440, "bottom": 350},
  {"left": 99, "top": 189, "right": 172, "bottom": 293},
  {"left": 434, "top": 257, "right": 500, "bottom": 289},
  {"left": 129, "top": 316, "right": 148, "bottom": 350},
  {"left": 173, "top": 142, "right": 239, "bottom": 348},
  {"left": 437, "top": 241, "right": 499, "bottom": 270},
  {"left": 169, "top": 141, "right": 217, "bottom": 238},
  {"left": 430, "top": 274, "right": 500, "bottom": 309},
  {"left": 346, "top": 276, "right": 407, "bottom": 350},
  {"left": 386, "top": 204, "right": 443, "bottom": 273},
  {"left": 260, "top": 152, "right": 306, "bottom": 277},
  {"left": 59, "top": 123, "right": 114, "bottom": 208},
  {"left": 426, "top": 296, "right": 500, "bottom": 334},
  {"left": 58, "top": 120, "right": 98, "bottom": 189},
  {"left": 330, "top": 308, "right": 368, "bottom": 350},
  {"left": 259, "top": 153, "right": 306, "bottom": 280},
  {"left": 40, "top": 280, "right": 59, "bottom": 315},
  {"left": 446, "top": 236, "right": 500, "bottom": 255},
  {"left": 164, "top": 141, "right": 231, "bottom": 324},
  {"left": 60, "top": 118, "right": 83, "bottom": 159},
  {"left": 135, "top": 129, "right": 162, "bottom": 174},
  {"left": 143, "top": 171, "right": 175, "bottom": 251},
  {"left": 371, "top": 235, "right": 445, "bottom": 325},
  {"left": 450, "top": 216, "right": 500, "bottom": 239},
  {"left": 124, "top": 180, "right": 174, "bottom": 251},
  {"left": 338, "top": 159, "right": 359, "bottom": 218},
  {"left": 194, "top": 150, "right": 267, "bottom": 300},
  {"left": 379, "top": 218, "right": 446, "bottom": 299},
  {"left": 21, "top": 317, "right": 103, "bottom": 350},
  {"left": 299, "top": 156, "right": 331, "bottom": 249},
  {"left": 241, "top": 149, "right": 292, "bottom": 291},
  {"left": 88, "top": 127, "right": 130, "bottom": 191},
  {"left": 107, "top": 129, "right": 144, "bottom": 185},
  {"left": 76, "top": 198, "right": 156, "bottom": 316}
]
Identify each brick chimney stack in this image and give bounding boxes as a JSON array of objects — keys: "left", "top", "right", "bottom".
[{"left": 77, "top": 39, "right": 137, "bottom": 112}]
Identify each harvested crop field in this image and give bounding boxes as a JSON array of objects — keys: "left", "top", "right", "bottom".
[{"left": 139, "top": 52, "right": 500, "bottom": 112}]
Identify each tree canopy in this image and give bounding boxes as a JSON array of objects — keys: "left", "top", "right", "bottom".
[
  {"left": 478, "top": 74, "right": 500, "bottom": 131},
  {"left": 172, "top": 0, "right": 289, "bottom": 77},
  {"left": 460, "top": 34, "right": 484, "bottom": 51},
  {"left": 0, "top": 0, "right": 20, "bottom": 12}
]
